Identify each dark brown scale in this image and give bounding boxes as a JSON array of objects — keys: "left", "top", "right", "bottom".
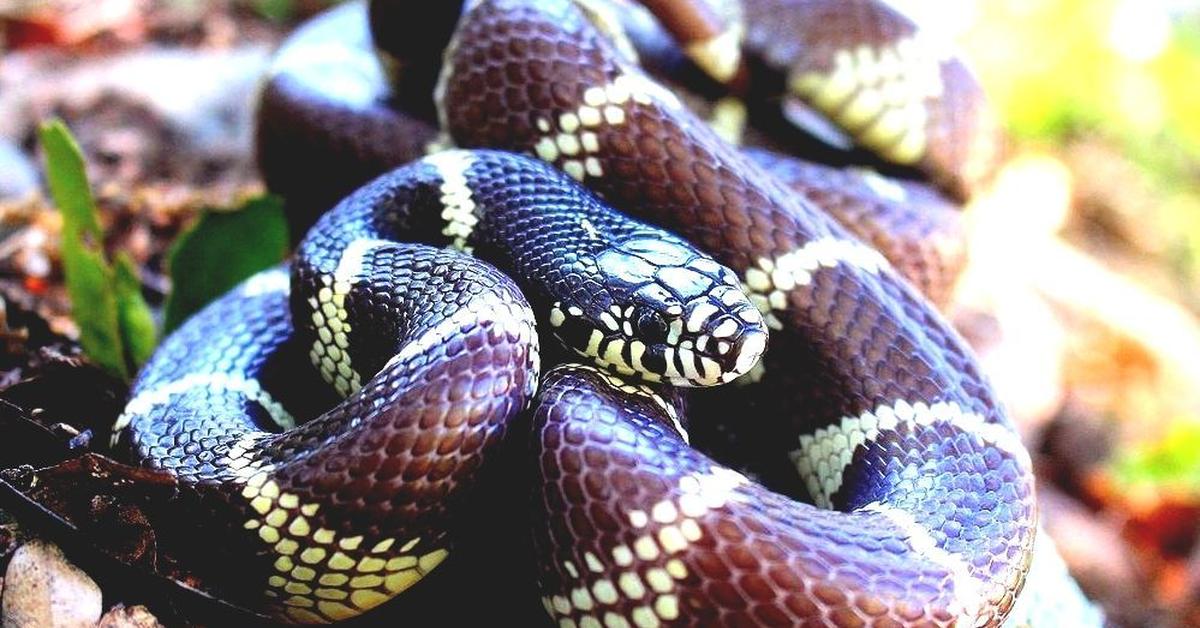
[
  {"left": 440, "top": 1, "right": 1034, "bottom": 624},
  {"left": 604, "top": 46, "right": 969, "bottom": 307},
  {"left": 124, "top": 137, "right": 769, "bottom": 621},
  {"left": 740, "top": 0, "right": 1003, "bottom": 201},
  {"left": 744, "top": 147, "right": 966, "bottom": 308},
  {"left": 441, "top": 0, "right": 981, "bottom": 411}
]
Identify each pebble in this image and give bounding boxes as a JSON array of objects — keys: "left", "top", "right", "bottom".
[
  {"left": 2, "top": 540, "right": 102, "bottom": 628},
  {"left": 0, "top": 141, "right": 38, "bottom": 201},
  {"left": 98, "top": 604, "right": 163, "bottom": 628}
]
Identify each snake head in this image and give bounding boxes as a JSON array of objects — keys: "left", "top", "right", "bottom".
[{"left": 552, "top": 235, "right": 768, "bottom": 387}]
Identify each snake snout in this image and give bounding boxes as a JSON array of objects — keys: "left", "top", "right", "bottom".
[
  {"left": 670, "top": 283, "right": 769, "bottom": 386},
  {"left": 726, "top": 325, "right": 768, "bottom": 383}
]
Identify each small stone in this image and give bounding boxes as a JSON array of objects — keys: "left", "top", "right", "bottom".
[
  {"left": 0, "top": 141, "right": 38, "bottom": 201},
  {"left": 2, "top": 540, "right": 102, "bottom": 628},
  {"left": 98, "top": 605, "right": 164, "bottom": 628}
]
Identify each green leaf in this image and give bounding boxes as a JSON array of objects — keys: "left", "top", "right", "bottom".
[
  {"left": 252, "top": 0, "right": 298, "bottom": 21},
  {"left": 39, "top": 120, "right": 102, "bottom": 238},
  {"left": 58, "top": 232, "right": 128, "bottom": 378},
  {"left": 163, "top": 195, "right": 289, "bottom": 333},
  {"left": 113, "top": 252, "right": 158, "bottom": 369},
  {"left": 39, "top": 120, "right": 131, "bottom": 379}
]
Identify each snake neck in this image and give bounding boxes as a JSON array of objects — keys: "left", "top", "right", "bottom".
[{"left": 297, "top": 150, "right": 767, "bottom": 387}]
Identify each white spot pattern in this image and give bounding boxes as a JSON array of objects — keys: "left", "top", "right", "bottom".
[
  {"left": 789, "top": 399, "right": 1031, "bottom": 508},
  {"left": 541, "top": 463, "right": 748, "bottom": 627},
  {"left": 381, "top": 301, "right": 539, "bottom": 395},
  {"left": 860, "top": 502, "right": 985, "bottom": 623},
  {"left": 114, "top": 373, "right": 295, "bottom": 439},
  {"left": 707, "top": 97, "right": 748, "bottom": 145},
  {"left": 741, "top": 237, "right": 888, "bottom": 329},
  {"left": 529, "top": 73, "right": 681, "bottom": 182},
  {"left": 239, "top": 267, "right": 291, "bottom": 297},
  {"left": 308, "top": 239, "right": 391, "bottom": 398},
  {"left": 855, "top": 167, "right": 909, "bottom": 202},
  {"left": 573, "top": 365, "right": 685, "bottom": 441},
  {"left": 425, "top": 150, "right": 479, "bottom": 252},
  {"left": 789, "top": 37, "right": 947, "bottom": 164},
  {"left": 684, "top": 25, "right": 743, "bottom": 84}
]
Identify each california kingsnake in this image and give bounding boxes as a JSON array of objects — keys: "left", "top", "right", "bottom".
[{"left": 114, "top": 0, "right": 1057, "bottom": 625}]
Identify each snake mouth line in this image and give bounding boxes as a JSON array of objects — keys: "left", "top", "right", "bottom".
[
  {"left": 552, "top": 293, "right": 768, "bottom": 387},
  {"left": 579, "top": 328, "right": 768, "bottom": 388}
]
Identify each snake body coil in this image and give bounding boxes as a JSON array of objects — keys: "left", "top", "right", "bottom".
[
  {"left": 115, "top": 0, "right": 1053, "bottom": 625},
  {"left": 117, "top": 149, "right": 765, "bottom": 622},
  {"left": 434, "top": 0, "right": 1034, "bottom": 624},
  {"left": 118, "top": 250, "right": 537, "bottom": 622}
]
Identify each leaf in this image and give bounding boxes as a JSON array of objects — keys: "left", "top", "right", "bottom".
[
  {"left": 39, "top": 120, "right": 130, "bottom": 379},
  {"left": 252, "top": 0, "right": 296, "bottom": 22},
  {"left": 38, "top": 121, "right": 102, "bottom": 238},
  {"left": 113, "top": 252, "right": 158, "bottom": 369},
  {"left": 163, "top": 195, "right": 289, "bottom": 333}
]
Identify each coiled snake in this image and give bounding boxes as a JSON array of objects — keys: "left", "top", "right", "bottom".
[{"left": 112, "top": 0, "right": 1066, "bottom": 625}]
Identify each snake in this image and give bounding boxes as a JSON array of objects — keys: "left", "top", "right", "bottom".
[
  {"left": 113, "top": 145, "right": 769, "bottom": 621},
  {"left": 110, "top": 0, "right": 1065, "bottom": 626}
]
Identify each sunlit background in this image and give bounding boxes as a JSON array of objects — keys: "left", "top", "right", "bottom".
[
  {"left": 923, "top": 2, "right": 1200, "bottom": 619},
  {"left": 954, "top": 0, "right": 1200, "bottom": 493},
  {"left": 2, "top": 0, "right": 1200, "bottom": 624}
]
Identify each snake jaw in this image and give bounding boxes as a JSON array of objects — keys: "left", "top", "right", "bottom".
[
  {"left": 727, "top": 325, "right": 768, "bottom": 383},
  {"left": 549, "top": 280, "right": 768, "bottom": 388},
  {"left": 579, "top": 235, "right": 769, "bottom": 386},
  {"left": 664, "top": 283, "right": 769, "bottom": 387}
]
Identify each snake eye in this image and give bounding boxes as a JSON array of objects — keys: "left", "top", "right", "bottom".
[{"left": 634, "top": 308, "right": 669, "bottom": 343}]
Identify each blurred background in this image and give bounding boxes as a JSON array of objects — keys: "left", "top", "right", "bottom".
[{"left": 1, "top": 0, "right": 1199, "bottom": 625}]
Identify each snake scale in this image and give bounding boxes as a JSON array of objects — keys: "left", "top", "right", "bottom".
[{"left": 110, "top": 0, "right": 1096, "bottom": 625}]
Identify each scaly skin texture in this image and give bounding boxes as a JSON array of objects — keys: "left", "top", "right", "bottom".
[
  {"left": 255, "top": 0, "right": 970, "bottom": 305},
  {"left": 532, "top": 364, "right": 1030, "bottom": 626},
  {"left": 439, "top": 0, "right": 1036, "bottom": 624},
  {"left": 587, "top": 0, "right": 971, "bottom": 307},
  {"left": 118, "top": 254, "right": 538, "bottom": 623},
  {"left": 119, "top": 149, "right": 765, "bottom": 622},
  {"left": 297, "top": 151, "right": 767, "bottom": 388},
  {"left": 743, "top": 147, "right": 966, "bottom": 308},
  {"left": 741, "top": 0, "right": 1003, "bottom": 201}
]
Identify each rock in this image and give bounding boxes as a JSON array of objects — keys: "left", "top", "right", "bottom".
[
  {"left": 0, "top": 141, "right": 38, "bottom": 201},
  {"left": 1, "top": 539, "right": 102, "bottom": 628},
  {"left": 98, "top": 605, "right": 163, "bottom": 628}
]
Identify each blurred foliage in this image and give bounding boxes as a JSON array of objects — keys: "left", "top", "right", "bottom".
[
  {"left": 163, "top": 195, "right": 289, "bottom": 333},
  {"left": 242, "top": 0, "right": 342, "bottom": 22},
  {"left": 38, "top": 120, "right": 156, "bottom": 380},
  {"left": 965, "top": 0, "right": 1200, "bottom": 281},
  {"left": 114, "top": 250, "right": 158, "bottom": 368},
  {"left": 959, "top": 0, "right": 1200, "bottom": 493},
  {"left": 250, "top": 0, "right": 299, "bottom": 21},
  {"left": 969, "top": 1, "right": 1188, "bottom": 157},
  {"left": 1113, "top": 420, "right": 1200, "bottom": 498}
]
